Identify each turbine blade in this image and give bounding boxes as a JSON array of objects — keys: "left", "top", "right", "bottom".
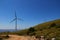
[
  {"left": 17, "top": 18, "right": 23, "bottom": 21},
  {"left": 10, "top": 18, "right": 16, "bottom": 23},
  {"left": 15, "top": 11, "right": 17, "bottom": 17}
]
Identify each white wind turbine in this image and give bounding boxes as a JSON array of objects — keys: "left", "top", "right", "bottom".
[{"left": 10, "top": 11, "right": 23, "bottom": 31}]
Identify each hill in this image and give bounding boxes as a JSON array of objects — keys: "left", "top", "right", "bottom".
[
  {"left": 16, "top": 19, "right": 60, "bottom": 40},
  {"left": 34, "top": 19, "right": 60, "bottom": 30}
]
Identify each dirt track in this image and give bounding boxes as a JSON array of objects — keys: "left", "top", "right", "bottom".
[{"left": 4, "top": 35, "right": 38, "bottom": 40}]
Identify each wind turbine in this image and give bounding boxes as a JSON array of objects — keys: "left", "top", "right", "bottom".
[{"left": 10, "top": 11, "right": 23, "bottom": 31}]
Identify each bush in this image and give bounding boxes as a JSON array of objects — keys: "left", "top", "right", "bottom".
[
  {"left": 50, "top": 23, "right": 56, "bottom": 27},
  {"left": 27, "top": 27, "right": 36, "bottom": 35}
]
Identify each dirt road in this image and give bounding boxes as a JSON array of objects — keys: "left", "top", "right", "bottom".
[{"left": 4, "top": 35, "right": 38, "bottom": 40}]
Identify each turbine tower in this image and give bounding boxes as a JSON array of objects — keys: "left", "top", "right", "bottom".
[{"left": 10, "top": 11, "right": 23, "bottom": 31}]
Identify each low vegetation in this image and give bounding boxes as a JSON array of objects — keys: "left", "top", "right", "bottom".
[{"left": 16, "top": 19, "right": 60, "bottom": 40}]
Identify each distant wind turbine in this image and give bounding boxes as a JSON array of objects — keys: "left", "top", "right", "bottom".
[{"left": 10, "top": 11, "right": 23, "bottom": 31}]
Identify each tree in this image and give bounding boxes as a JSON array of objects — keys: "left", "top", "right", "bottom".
[
  {"left": 50, "top": 23, "right": 56, "bottom": 27},
  {"left": 27, "top": 27, "right": 36, "bottom": 35},
  {"left": 48, "top": 23, "right": 56, "bottom": 29}
]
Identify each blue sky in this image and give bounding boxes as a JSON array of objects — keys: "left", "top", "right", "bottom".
[{"left": 0, "top": 0, "right": 60, "bottom": 29}]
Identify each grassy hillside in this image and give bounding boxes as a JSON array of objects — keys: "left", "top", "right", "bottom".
[
  {"left": 34, "top": 19, "right": 60, "bottom": 30},
  {"left": 16, "top": 19, "right": 60, "bottom": 40}
]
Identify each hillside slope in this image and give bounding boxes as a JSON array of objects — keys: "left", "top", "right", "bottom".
[
  {"left": 34, "top": 19, "right": 60, "bottom": 30},
  {"left": 17, "top": 19, "right": 60, "bottom": 40}
]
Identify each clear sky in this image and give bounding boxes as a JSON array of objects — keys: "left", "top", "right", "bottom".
[{"left": 0, "top": 0, "right": 60, "bottom": 29}]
